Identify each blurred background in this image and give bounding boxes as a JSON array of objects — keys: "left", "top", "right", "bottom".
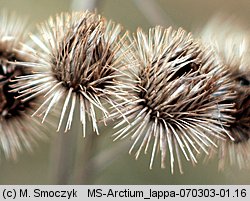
[{"left": 0, "top": 0, "right": 250, "bottom": 184}]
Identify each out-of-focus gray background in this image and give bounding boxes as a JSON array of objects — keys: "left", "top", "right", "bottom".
[{"left": 0, "top": 0, "right": 250, "bottom": 184}]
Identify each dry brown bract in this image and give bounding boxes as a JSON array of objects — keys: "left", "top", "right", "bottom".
[{"left": 112, "top": 26, "right": 236, "bottom": 173}]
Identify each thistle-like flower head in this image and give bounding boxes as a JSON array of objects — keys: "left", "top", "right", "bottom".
[
  {"left": 112, "top": 26, "right": 236, "bottom": 173},
  {"left": 0, "top": 10, "right": 47, "bottom": 159},
  {"left": 12, "top": 11, "right": 127, "bottom": 136},
  {"left": 200, "top": 16, "right": 250, "bottom": 169}
]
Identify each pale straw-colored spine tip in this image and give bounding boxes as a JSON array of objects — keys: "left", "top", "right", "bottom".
[
  {"left": 11, "top": 11, "right": 129, "bottom": 137},
  {"left": 0, "top": 10, "right": 47, "bottom": 159}
]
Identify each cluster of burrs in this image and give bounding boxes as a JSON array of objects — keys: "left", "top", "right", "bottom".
[{"left": 0, "top": 10, "right": 249, "bottom": 173}]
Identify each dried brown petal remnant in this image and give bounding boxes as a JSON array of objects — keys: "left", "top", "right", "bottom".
[
  {"left": 12, "top": 11, "right": 128, "bottom": 136},
  {"left": 112, "top": 26, "right": 235, "bottom": 173},
  {"left": 200, "top": 16, "right": 250, "bottom": 169},
  {"left": 0, "top": 11, "right": 45, "bottom": 159}
]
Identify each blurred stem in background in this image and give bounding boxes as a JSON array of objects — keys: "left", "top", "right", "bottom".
[
  {"left": 74, "top": 126, "right": 131, "bottom": 184},
  {"left": 76, "top": 133, "right": 98, "bottom": 184},
  {"left": 49, "top": 130, "right": 78, "bottom": 184},
  {"left": 71, "top": 0, "right": 101, "bottom": 11},
  {"left": 133, "top": 0, "right": 175, "bottom": 27}
]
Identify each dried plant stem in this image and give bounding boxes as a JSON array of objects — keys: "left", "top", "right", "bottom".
[
  {"left": 75, "top": 133, "right": 131, "bottom": 184},
  {"left": 49, "top": 129, "right": 78, "bottom": 184},
  {"left": 76, "top": 132, "right": 98, "bottom": 184}
]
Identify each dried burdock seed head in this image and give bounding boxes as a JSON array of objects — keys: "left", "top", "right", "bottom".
[
  {"left": 200, "top": 15, "right": 250, "bottom": 169},
  {"left": 12, "top": 11, "right": 128, "bottom": 136},
  {"left": 0, "top": 10, "right": 47, "bottom": 159},
  {"left": 112, "top": 26, "right": 236, "bottom": 174}
]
